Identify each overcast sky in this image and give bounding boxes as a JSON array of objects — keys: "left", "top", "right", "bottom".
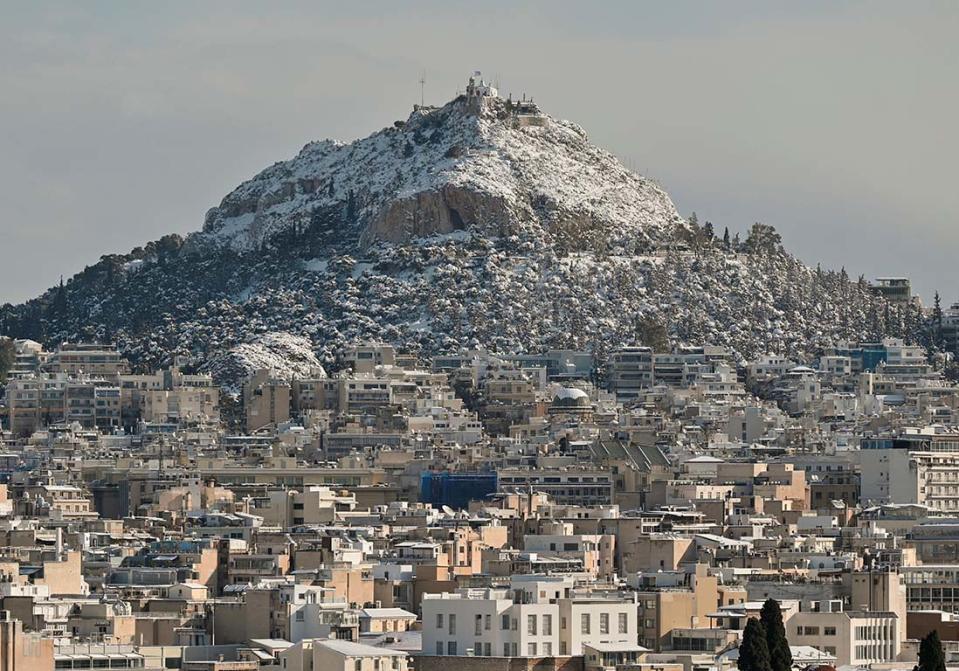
[{"left": 1, "top": 1, "right": 956, "bottom": 304}]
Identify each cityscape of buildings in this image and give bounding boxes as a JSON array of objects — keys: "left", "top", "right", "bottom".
[{"left": 1, "top": 293, "right": 959, "bottom": 671}]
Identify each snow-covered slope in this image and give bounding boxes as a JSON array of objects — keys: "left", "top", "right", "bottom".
[
  {"left": 0, "top": 84, "right": 921, "bottom": 390},
  {"left": 196, "top": 94, "right": 683, "bottom": 253}
]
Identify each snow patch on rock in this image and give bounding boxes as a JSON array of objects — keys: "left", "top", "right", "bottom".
[{"left": 202, "top": 332, "right": 326, "bottom": 392}]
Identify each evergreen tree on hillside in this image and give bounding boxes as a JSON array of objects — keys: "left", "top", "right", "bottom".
[
  {"left": 0, "top": 338, "right": 14, "bottom": 383},
  {"left": 739, "top": 619, "right": 772, "bottom": 671},
  {"left": 52, "top": 276, "right": 67, "bottom": 316},
  {"left": 745, "top": 223, "right": 782, "bottom": 255},
  {"left": 933, "top": 291, "right": 944, "bottom": 349},
  {"left": 918, "top": 630, "right": 946, "bottom": 671},
  {"left": 760, "top": 599, "right": 792, "bottom": 671}
]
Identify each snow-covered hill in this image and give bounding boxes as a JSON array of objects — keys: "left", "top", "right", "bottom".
[
  {"left": 0, "top": 78, "right": 921, "bottom": 389},
  {"left": 196, "top": 87, "right": 683, "bottom": 254}
]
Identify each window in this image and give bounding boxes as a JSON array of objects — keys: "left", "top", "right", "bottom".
[
  {"left": 528, "top": 614, "right": 537, "bottom": 635},
  {"left": 474, "top": 641, "right": 483, "bottom": 656},
  {"left": 528, "top": 643, "right": 537, "bottom": 657},
  {"left": 803, "top": 626, "right": 819, "bottom": 636},
  {"left": 560, "top": 642, "right": 568, "bottom": 656},
  {"left": 475, "top": 615, "right": 482, "bottom": 636},
  {"left": 437, "top": 613, "right": 444, "bottom": 629},
  {"left": 449, "top": 614, "right": 456, "bottom": 635},
  {"left": 824, "top": 627, "right": 837, "bottom": 636},
  {"left": 502, "top": 614, "right": 510, "bottom": 630},
  {"left": 485, "top": 614, "right": 491, "bottom": 631},
  {"left": 447, "top": 642, "right": 457, "bottom": 655},
  {"left": 561, "top": 617, "right": 567, "bottom": 630},
  {"left": 503, "top": 643, "right": 511, "bottom": 657},
  {"left": 543, "top": 614, "right": 552, "bottom": 636},
  {"left": 581, "top": 612, "right": 591, "bottom": 634},
  {"left": 618, "top": 612, "right": 628, "bottom": 634},
  {"left": 542, "top": 642, "right": 552, "bottom": 656},
  {"left": 355, "top": 662, "right": 362, "bottom": 671},
  {"left": 600, "top": 613, "right": 609, "bottom": 634}
]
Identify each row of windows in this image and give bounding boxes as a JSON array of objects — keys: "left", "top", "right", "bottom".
[
  {"left": 434, "top": 641, "right": 556, "bottom": 657},
  {"left": 435, "top": 611, "right": 629, "bottom": 637},
  {"left": 796, "top": 626, "right": 837, "bottom": 636}
]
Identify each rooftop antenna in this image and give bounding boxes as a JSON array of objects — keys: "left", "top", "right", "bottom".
[{"left": 419, "top": 71, "right": 426, "bottom": 107}]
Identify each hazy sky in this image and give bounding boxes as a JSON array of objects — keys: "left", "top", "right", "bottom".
[{"left": 1, "top": 1, "right": 956, "bottom": 304}]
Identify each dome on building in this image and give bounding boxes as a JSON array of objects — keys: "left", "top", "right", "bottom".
[
  {"left": 553, "top": 387, "right": 590, "bottom": 408},
  {"left": 553, "top": 387, "right": 589, "bottom": 402}
]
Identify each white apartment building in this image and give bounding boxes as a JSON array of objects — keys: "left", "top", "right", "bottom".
[
  {"left": 746, "top": 355, "right": 796, "bottom": 382},
  {"left": 788, "top": 606, "right": 901, "bottom": 667},
  {"left": 860, "top": 440, "right": 959, "bottom": 511},
  {"left": 421, "top": 577, "right": 637, "bottom": 658}
]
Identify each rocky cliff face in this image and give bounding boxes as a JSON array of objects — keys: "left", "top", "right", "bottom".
[{"left": 0, "top": 86, "right": 920, "bottom": 389}]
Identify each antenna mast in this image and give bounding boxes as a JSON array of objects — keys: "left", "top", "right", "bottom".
[{"left": 419, "top": 71, "right": 426, "bottom": 107}]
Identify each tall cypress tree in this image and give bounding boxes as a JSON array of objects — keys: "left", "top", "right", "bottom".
[
  {"left": 761, "top": 599, "right": 792, "bottom": 671},
  {"left": 933, "top": 292, "right": 944, "bottom": 349},
  {"left": 739, "top": 619, "right": 772, "bottom": 671},
  {"left": 918, "top": 630, "right": 946, "bottom": 671}
]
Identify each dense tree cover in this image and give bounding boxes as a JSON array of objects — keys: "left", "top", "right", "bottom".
[{"left": 0, "top": 222, "right": 925, "bottom": 389}]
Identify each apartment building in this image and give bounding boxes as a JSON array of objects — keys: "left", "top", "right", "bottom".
[
  {"left": 900, "top": 565, "right": 959, "bottom": 613},
  {"left": 421, "top": 577, "right": 637, "bottom": 659},
  {"left": 45, "top": 343, "right": 130, "bottom": 378},
  {"left": 607, "top": 348, "right": 654, "bottom": 400},
  {"left": 861, "top": 432, "right": 959, "bottom": 510},
  {"left": 789, "top": 606, "right": 900, "bottom": 667},
  {"left": 341, "top": 344, "right": 396, "bottom": 374},
  {"left": 497, "top": 469, "right": 614, "bottom": 507},
  {"left": 6, "top": 375, "right": 120, "bottom": 433},
  {"left": 244, "top": 370, "right": 292, "bottom": 432}
]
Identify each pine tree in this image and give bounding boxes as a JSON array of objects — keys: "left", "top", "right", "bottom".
[
  {"left": 918, "top": 630, "right": 945, "bottom": 671},
  {"left": 0, "top": 338, "right": 14, "bottom": 383},
  {"left": 760, "top": 599, "right": 792, "bottom": 671},
  {"left": 739, "top": 619, "right": 772, "bottom": 671},
  {"left": 723, "top": 227, "right": 731, "bottom": 250},
  {"left": 933, "top": 291, "right": 944, "bottom": 349},
  {"left": 52, "top": 275, "right": 67, "bottom": 316}
]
